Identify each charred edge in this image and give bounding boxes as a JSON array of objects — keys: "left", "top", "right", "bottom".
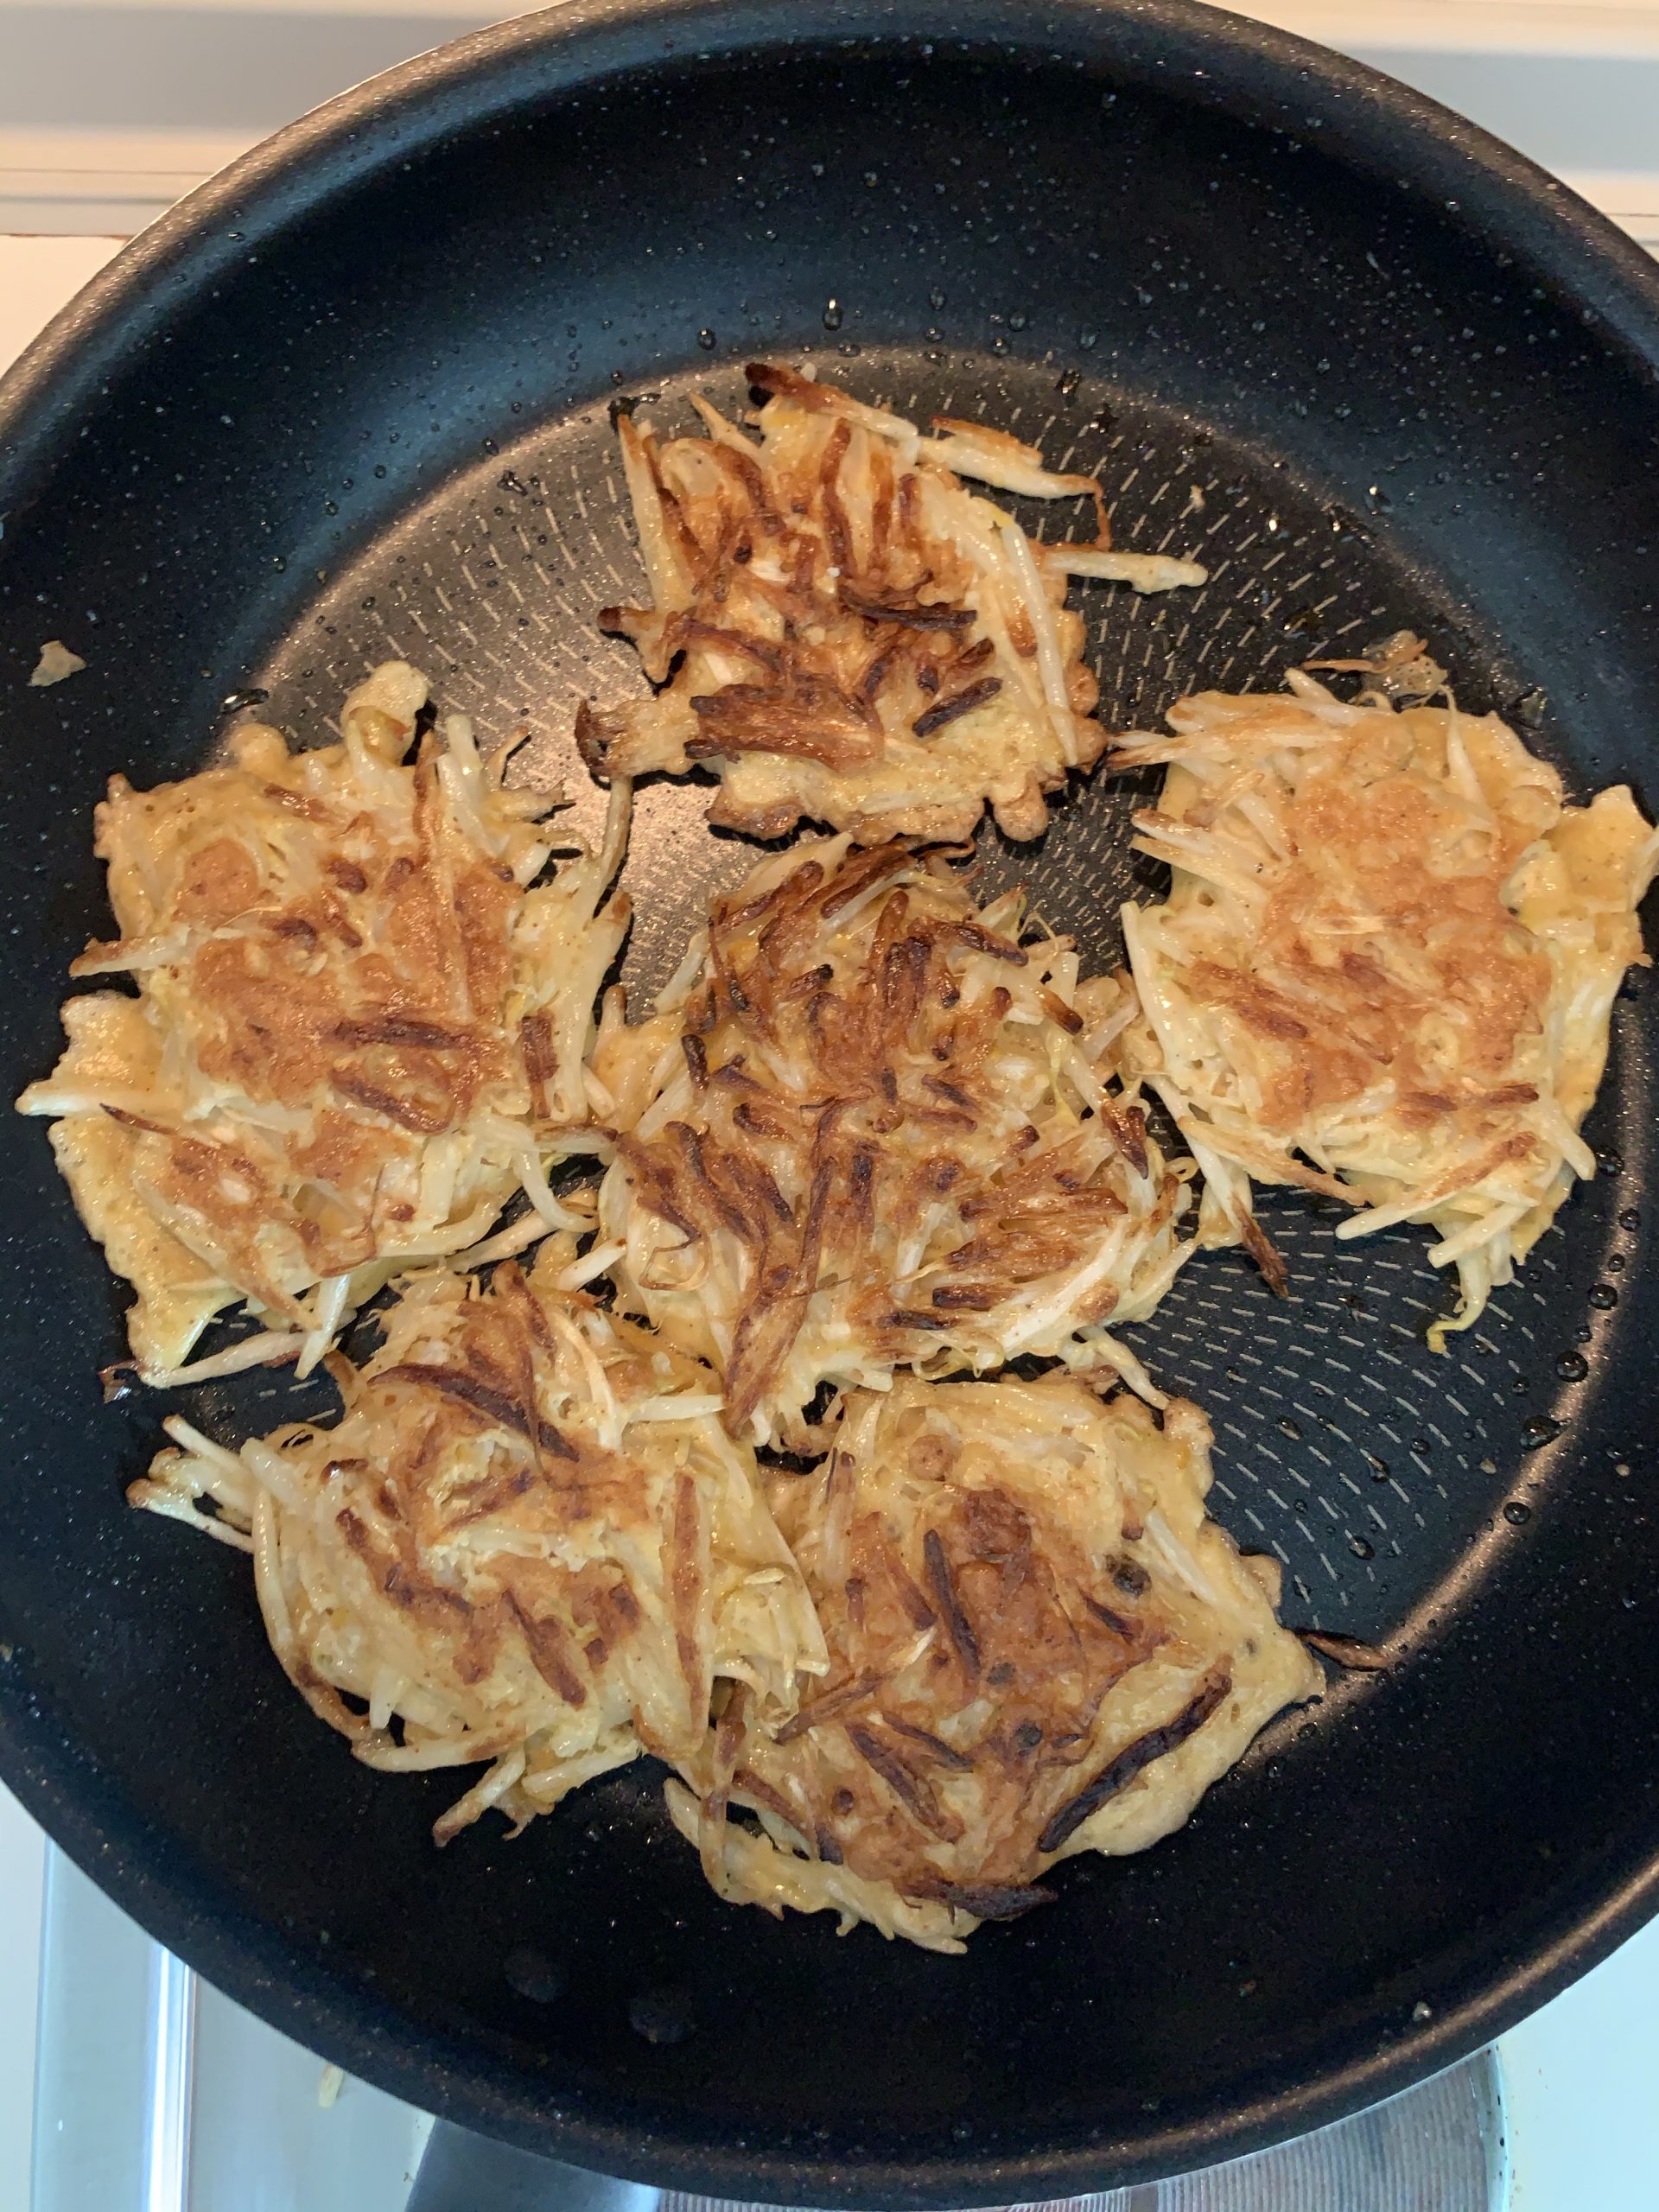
[
  {"left": 1239, "top": 1210, "right": 1291, "bottom": 1297},
  {"left": 817, "top": 842, "right": 918, "bottom": 918},
  {"left": 334, "top": 1016, "right": 469, "bottom": 1050},
  {"left": 908, "top": 1877, "right": 1055, "bottom": 1922},
  {"left": 375, "top": 1363, "right": 577, "bottom": 1459},
  {"left": 839, "top": 588, "right": 977, "bottom": 632},
  {"left": 732, "top": 1767, "right": 810, "bottom": 1842},
  {"left": 1083, "top": 1593, "right": 1139, "bottom": 1639},
  {"left": 912, "top": 677, "right": 1003, "bottom": 739},
  {"left": 1039, "top": 1669, "right": 1233, "bottom": 1854},
  {"left": 330, "top": 1072, "right": 451, "bottom": 1135},
  {"left": 1039, "top": 988, "right": 1086, "bottom": 1036},
  {"left": 922, "top": 1528, "right": 981, "bottom": 1680},
  {"left": 505, "top": 1591, "right": 588, "bottom": 1706},
  {"left": 771, "top": 1674, "right": 878, "bottom": 1745},
  {"left": 949, "top": 919, "right": 1027, "bottom": 965},
  {"left": 1300, "top": 1630, "right": 1391, "bottom": 1672},
  {"left": 846, "top": 1725, "right": 955, "bottom": 1837},
  {"left": 882, "top": 1716, "right": 975, "bottom": 1771}
]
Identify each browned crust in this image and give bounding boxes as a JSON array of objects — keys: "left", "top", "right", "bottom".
[{"left": 1037, "top": 1667, "right": 1234, "bottom": 1854}]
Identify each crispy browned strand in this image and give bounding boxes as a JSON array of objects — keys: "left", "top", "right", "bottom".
[
  {"left": 594, "top": 835, "right": 1197, "bottom": 1449},
  {"left": 671, "top": 1374, "right": 1320, "bottom": 1950},
  {"left": 576, "top": 365, "right": 1206, "bottom": 843},
  {"left": 16, "top": 663, "right": 632, "bottom": 1378},
  {"left": 1110, "top": 652, "right": 1659, "bottom": 1346},
  {"left": 132, "top": 1238, "right": 825, "bottom": 1845}
]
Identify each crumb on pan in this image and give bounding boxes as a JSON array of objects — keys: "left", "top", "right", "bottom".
[{"left": 29, "top": 639, "right": 86, "bottom": 686}]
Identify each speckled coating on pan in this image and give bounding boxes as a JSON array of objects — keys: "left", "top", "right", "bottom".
[{"left": 1, "top": 1, "right": 1658, "bottom": 2204}]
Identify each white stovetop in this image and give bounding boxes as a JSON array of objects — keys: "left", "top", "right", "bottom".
[{"left": 7, "top": 165, "right": 1659, "bottom": 2212}]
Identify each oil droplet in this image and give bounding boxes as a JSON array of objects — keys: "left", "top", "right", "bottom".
[
  {"left": 1278, "top": 1416, "right": 1302, "bottom": 1440},
  {"left": 1608, "top": 1252, "right": 1627, "bottom": 1273},
  {"left": 1078, "top": 327, "right": 1098, "bottom": 349},
  {"left": 1614, "top": 1459, "right": 1631, "bottom": 1477},
  {"left": 696, "top": 328, "right": 716, "bottom": 350},
  {"left": 1597, "top": 1147, "right": 1624, "bottom": 1174},
  {"left": 499, "top": 470, "right": 529, "bottom": 494},
  {"left": 929, "top": 287, "right": 946, "bottom": 309},
  {"left": 1008, "top": 310, "right": 1028, "bottom": 330},
  {"left": 1366, "top": 482, "right": 1392, "bottom": 510},
  {"left": 1349, "top": 1535, "right": 1375, "bottom": 1560},
  {"left": 1589, "top": 1283, "right": 1619, "bottom": 1310},
  {"left": 1056, "top": 367, "right": 1081, "bottom": 396},
  {"left": 1522, "top": 1415, "right": 1560, "bottom": 1448},
  {"left": 822, "top": 299, "right": 843, "bottom": 331},
  {"left": 1618, "top": 1206, "right": 1640, "bottom": 1231},
  {"left": 1364, "top": 1453, "right": 1389, "bottom": 1482},
  {"left": 220, "top": 687, "right": 270, "bottom": 712},
  {"left": 1503, "top": 1501, "right": 1533, "bottom": 1526},
  {"left": 1556, "top": 1351, "right": 1589, "bottom": 1382},
  {"left": 1411, "top": 2001, "right": 1433, "bottom": 2023},
  {"left": 481, "top": 437, "right": 499, "bottom": 454},
  {"left": 1412, "top": 1436, "right": 1432, "bottom": 1456}
]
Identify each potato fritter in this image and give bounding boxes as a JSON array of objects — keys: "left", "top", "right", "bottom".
[
  {"left": 577, "top": 362, "right": 1205, "bottom": 843},
  {"left": 671, "top": 1372, "right": 1319, "bottom": 1948}
]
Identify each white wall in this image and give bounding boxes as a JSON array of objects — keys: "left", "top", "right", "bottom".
[{"left": 2, "top": 1, "right": 1659, "bottom": 237}]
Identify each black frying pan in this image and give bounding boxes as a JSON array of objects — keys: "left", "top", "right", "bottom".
[{"left": 3, "top": 1, "right": 1659, "bottom": 2201}]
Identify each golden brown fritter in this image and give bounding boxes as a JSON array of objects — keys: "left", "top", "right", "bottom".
[
  {"left": 594, "top": 835, "right": 1197, "bottom": 1449},
  {"left": 1111, "top": 656, "right": 1658, "bottom": 1342},
  {"left": 18, "top": 663, "right": 630, "bottom": 1376},
  {"left": 136, "top": 1238, "right": 824, "bottom": 1841},
  {"left": 577, "top": 362, "right": 1205, "bottom": 843},
  {"left": 671, "top": 1372, "right": 1319, "bottom": 1949}
]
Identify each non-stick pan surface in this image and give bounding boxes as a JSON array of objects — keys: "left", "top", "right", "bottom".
[{"left": 3, "top": 1, "right": 1659, "bottom": 2200}]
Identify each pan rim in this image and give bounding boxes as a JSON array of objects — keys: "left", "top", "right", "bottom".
[{"left": 4, "top": 0, "right": 1659, "bottom": 2197}]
